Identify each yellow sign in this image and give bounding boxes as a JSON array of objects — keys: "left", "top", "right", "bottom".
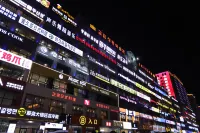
[
  {"left": 18, "top": 108, "right": 26, "bottom": 116},
  {"left": 79, "top": 116, "right": 87, "bottom": 125}
]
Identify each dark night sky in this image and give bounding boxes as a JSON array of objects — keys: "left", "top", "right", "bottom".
[{"left": 58, "top": 0, "right": 200, "bottom": 104}]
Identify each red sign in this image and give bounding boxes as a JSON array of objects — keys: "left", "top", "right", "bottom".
[
  {"left": 0, "top": 48, "right": 32, "bottom": 69},
  {"left": 76, "top": 36, "right": 117, "bottom": 64},
  {"left": 106, "top": 122, "right": 112, "bottom": 126},
  {"left": 84, "top": 100, "right": 90, "bottom": 106},
  {"left": 52, "top": 92, "right": 76, "bottom": 102},
  {"left": 96, "top": 103, "right": 109, "bottom": 109}
]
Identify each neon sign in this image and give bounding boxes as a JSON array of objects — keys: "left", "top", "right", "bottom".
[
  {"left": 139, "top": 69, "right": 153, "bottom": 81},
  {"left": 0, "top": 4, "right": 17, "bottom": 20},
  {"left": 68, "top": 76, "right": 87, "bottom": 87},
  {"left": 19, "top": 17, "right": 83, "bottom": 57},
  {"left": 81, "top": 29, "right": 116, "bottom": 57},
  {"left": 87, "top": 55, "right": 116, "bottom": 74},
  {"left": 76, "top": 36, "right": 116, "bottom": 64},
  {"left": 117, "top": 54, "right": 127, "bottom": 64},
  {"left": 45, "top": 17, "right": 76, "bottom": 39},
  {"left": 52, "top": 91, "right": 76, "bottom": 102},
  {"left": 68, "top": 59, "right": 88, "bottom": 75},
  {"left": 89, "top": 24, "right": 125, "bottom": 54},
  {"left": 9, "top": 0, "right": 45, "bottom": 20},
  {"left": 90, "top": 70, "right": 110, "bottom": 83}
]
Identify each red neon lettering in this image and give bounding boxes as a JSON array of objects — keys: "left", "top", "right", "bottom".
[
  {"left": 12, "top": 56, "right": 21, "bottom": 65},
  {"left": 52, "top": 92, "right": 56, "bottom": 97},
  {"left": 1, "top": 52, "right": 12, "bottom": 62},
  {"left": 61, "top": 94, "right": 64, "bottom": 99},
  {"left": 56, "top": 93, "right": 61, "bottom": 98}
]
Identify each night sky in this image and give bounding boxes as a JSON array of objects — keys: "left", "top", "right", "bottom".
[{"left": 58, "top": 0, "right": 200, "bottom": 104}]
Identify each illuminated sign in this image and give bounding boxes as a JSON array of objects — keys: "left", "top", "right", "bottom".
[
  {"left": 19, "top": 17, "right": 83, "bottom": 57},
  {"left": 151, "top": 107, "right": 160, "bottom": 113},
  {"left": 166, "top": 120, "right": 175, "bottom": 125},
  {"left": 0, "top": 28, "right": 23, "bottom": 42},
  {"left": 137, "top": 91, "right": 151, "bottom": 102},
  {"left": 0, "top": 76, "right": 25, "bottom": 90},
  {"left": 89, "top": 26, "right": 125, "bottom": 54},
  {"left": 0, "top": 48, "right": 32, "bottom": 69},
  {"left": 118, "top": 73, "right": 136, "bottom": 84},
  {"left": 90, "top": 70, "right": 110, "bottom": 83},
  {"left": 154, "top": 87, "right": 168, "bottom": 97},
  {"left": 52, "top": 91, "right": 76, "bottom": 102},
  {"left": 68, "top": 59, "right": 88, "bottom": 75},
  {"left": 110, "top": 79, "right": 137, "bottom": 95},
  {"left": 139, "top": 63, "right": 155, "bottom": 78},
  {"left": 0, "top": 106, "right": 59, "bottom": 119},
  {"left": 87, "top": 55, "right": 116, "bottom": 74},
  {"left": 45, "top": 17, "right": 76, "bottom": 39},
  {"left": 77, "top": 116, "right": 98, "bottom": 126},
  {"left": 81, "top": 29, "right": 116, "bottom": 57},
  {"left": 52, "top": 5, "right": 77, "bottom": 27},
  {"left": 117, "top": 54, "right": 127, "bottom": 64},
  {"left": 120, "top": 95, "right": 137, "bottom": 104},
  {"left": 96, "top": 103, "right": 109, "bottom": 109},
  {"left": 9, "top": 0, "right": 45, "bottom": 20},
  {"left": 90, "top": 86, "right": 110, "bottom": 96},
  {"left": 76, "top": 36, "right": 116, "bottom": 64},
  {"left": 84, "top": 100, "right": 90, "bottom": 106},
  {"left": 139, "top": 113, "right": 152, "bottom": 120},
  {"left": 139, "top": 69, "right": 153, "bottom": 81},
  {"left": 106, "top": 122, "right": 112, "bottom": 127},
  {"left": 36, "top": 0, "right": 50, "bottom": 8},
  {"left": 123, "top": 66, "right": 135, "bottom": 76},
  {"left": 68, "top": 76, "right": 87, "bottom": 87},
  {"left": 147, "top": 83, "right": 154, "bottom": 89},
  {"left": 0, "top": 4, "right": 17, "bottom": 20}
]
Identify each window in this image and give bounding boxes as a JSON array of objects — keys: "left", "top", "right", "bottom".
[
  {"left": 0, "top": 90, "right": 17, "bottom": 106},
  {"left": 100, "top": 110, "right": 108, "bottom": 120},
  {"left": 49, "top": 100, "right": 65, "bottom": 113},
  {"left": 24, "top": 95, "right": 44, "bottom": 110},
  {"left": 53, "top": 80, "right": 67, "bottom": 93},
  {"left": 72, "top": 105, "right": 83, "bottom": 115},
  {"left": 29, "top": 73, "right": 48, "bottom": 87},
  {"left": 86, "top": 107, "right": 96, "bottom": 118},
  {"left": 74, "top": 88, "right": 86, "bottom": 98}
]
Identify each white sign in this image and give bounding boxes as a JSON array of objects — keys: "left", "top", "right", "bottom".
[
  {"left": 0, "top": 4, "right": 17, "bottom": 20},
  {"left": 117, "top": 54, "right": 127, "bottom": 64},
  {"left": 6, "top": 82, "right": 24, "bottom": 90},
  {"left": 0, "top": 28, "right": 23, "bottom": 42},
  {"left": 90, "top": 70, "right": 110, "bottom": 83},
  {"left": 123, "top": 66, "right": 135, "bottom": 76},
  {"left": 0, "top": 48, "right": 32, "bottom": 69},
  {"left": 139, "top": 69, "right": 153, "bottom": 81},
  {"left": 87, "top": 55, "right": 116, "bottom": 74},
  {"left": 148, "top": 83, "right": 154, "bottom": 89},
  {"left": 45, "top": 123, "right": 63, "bottom": 129},
  {"left": 68, "top": 59, "right": 88, "bottom": 75},
  {"left": 0, "top": 107, "right": 17, "bottom": 115},
  {"left": 18, "top": 16, "right": 83, "bottom": 56},
  {"left": 46, "top": 17, "right": 76, "bottom": 39},
  {"left": 81, "top": 29, "right": 116, "bottom": 57},
  {"left": 68, "top": 76, "right": 86, "bottom": 86},
  {"left": 9, "top": 0, "right": 45, "bottom": 20},
  {"left": 7, "top": 124, "right": 16, "bottom": 133},
  {"left": 26, "top": 110, "right": 59, "bottom": 119},
  {"left": 123, "top": 122, "right": 132, "bottom": 130},
  {"left": 0, "top": 78, "right": 3, "bottom": 86}
]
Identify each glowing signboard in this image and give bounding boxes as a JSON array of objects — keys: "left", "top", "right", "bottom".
[
  {"left": 36, "top": 0, "right": 50, "bottom": 8},
  {"left": 0, "top": 27, "right": 23, "bottom": 42},
  {"left": 0, "top": 4, "right": 17, "bottom": 20},
  {"left": 18, "top": 16, "right": 83, "bottom": 56},
  {"left": 0, "top": 48, "right": 32, "bottom": 69},
  {"left": 90, "top": 70, "right": 110, "bottom": 83},
  {"left": 76, "top": 36, "right": 116, "bottom": 64},
  {"left": 9, "top": 0, "right": 45, "bottom": 20}
]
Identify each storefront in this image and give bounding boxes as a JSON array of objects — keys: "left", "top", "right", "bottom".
[
  {"left": 71, "top": 115, "right": 101, "bottom": 133},
  {"left": 0, "top": 106, "right": 60, "bottom": 132},
  {"left": 99, "top": 120, "right": 123, "bottom": 133}
]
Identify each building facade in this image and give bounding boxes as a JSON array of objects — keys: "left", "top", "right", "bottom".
[{"left": 0, "top": 0, "right": 198, "bottom": 132}]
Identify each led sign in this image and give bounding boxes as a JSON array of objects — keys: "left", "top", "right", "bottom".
[
  {"left": 96, "top": 103, "right": 110, "bottom": 109},
  {"left": 0, "top": 48, "right": 32, "bottom": 69},
  {"left": 19, "top": 17, "right": 83, "bottom": 57},
  {"left": 90, "top": 70, "right": 110, "bottom": 83},
  {"left": 68, "top": 59, "right": 88, "bottom": 75},
  {"left": 90, "top": 86, "right": 110, "bottom": 96},
  {"left": 138, "top": 69, "right": 154, "bottom": 81},
  {"left": 0, "top": 4, "right": 17, "bottom": 20},
  {"left": 0, "top": 76, "right": 24, "bottom": 91},
  {"left": 52, "top": 91, "right": 76, "bottom": 102},
  {"left": 139, "top": 63, "right": 155, "bottom": 78},
  {"left": 45, "top": 17, "right": 76, "bottom": 39},
  {"left": 151, "top": 107, "right": 160, "bottom": 113},
  {"left": 76, "top": 36, "right": 116, "bottom": 64},
  {"left": 81, "top": 29, "right": 116, "bottom": 57},
  {"left": 87, "top": 55, "right": 116, "bottom": 74},
  {"left": 155, "top": 87, "right": 167, "bottom": 97},
  {"left": 52, "top": 5, "right": 77, "bottom": 27},
  {"left": 147, "top": 83, "right": 154, "bottom": 89},
  {"left": 118, "top": 73, "right": 136, "bottom": 84},
  {"left": 0, "top": 106, "right": 59, "bottom": 119},
  {"left": 9, "top": 0, "right": 45, "bottom": 20},
  {"left": 120, "top": 96, "right": 137, "bottom": 104},
  {"left": 89, "top": 25, "right": 125, "bottom": 54},
  {"left": 0, "top": 28, "right": 23, "bottom": 42},
  {"left": 68, "top": 76, "right": 87, "bottom": 87},
  {"left": 117, "top": 54, "right": 127, "bottom": 64},
  {"left": 36, "top": 0, "right": 50, "bottom": 8}
]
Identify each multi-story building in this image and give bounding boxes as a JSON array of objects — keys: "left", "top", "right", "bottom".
[
  {"left": 0, "top": 0, "right": 198, "bottom": 132},
  {"left": 156, "top": 71, "right": 199, "bottom": 132},
  {"left": 187, "top": 94, "right": 197, "bottom": 114}
]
